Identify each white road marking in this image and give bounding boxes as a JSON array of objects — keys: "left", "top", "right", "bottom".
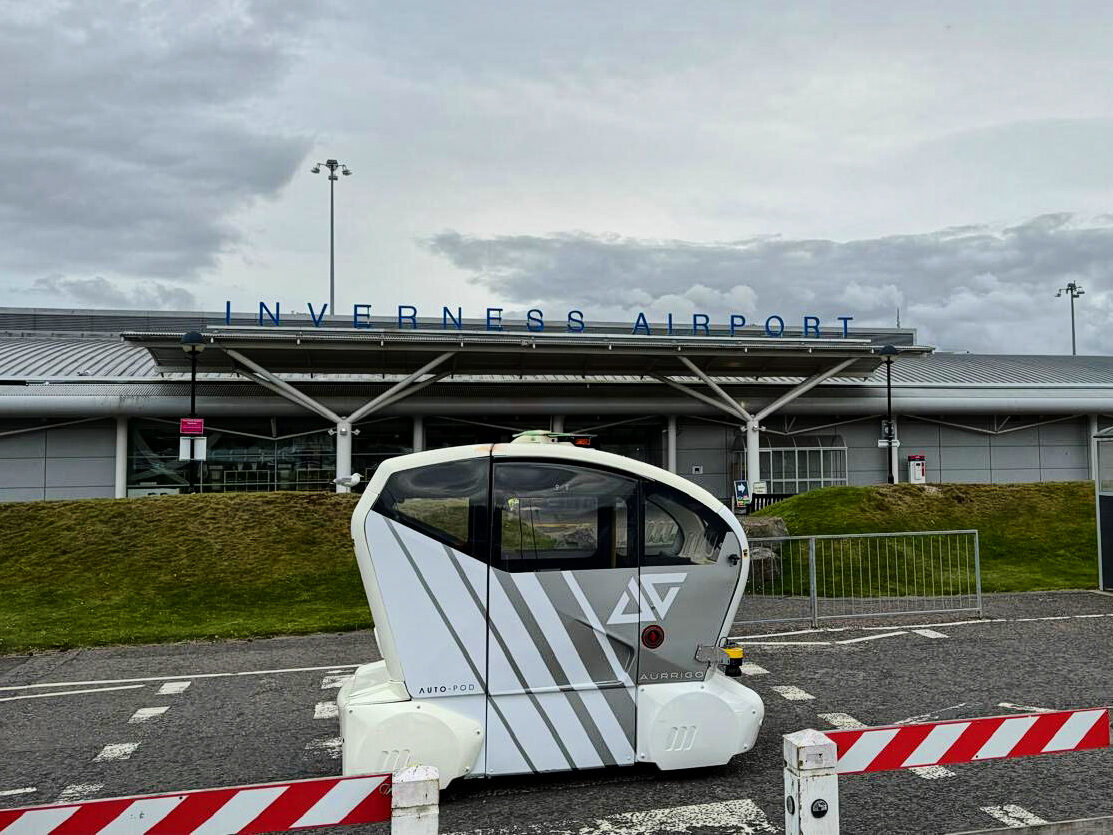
[
  {"left": 57, "top": 783, "right": 103, "bottom": 802},
  {"left": 735, "top": 663, "right": 769, "bottom": 676},
  {"left": 93, "top": 742, "right": 140, "bottom": 762},
  {"left": 981, "top": 805, "right": 1048, "bottom": 827},
  {"left": 128, "top": 706, "right": 170, "bottom": 723},
  {"left": 771, "top": 685, "right": 815, "bottom": 701},
  {"left": 896, "top": 703, "right": 969, "bottom": 725},
  {"left": 443, "top": 799, "right": 776, "bottom": 834},
  {"left": 157, "top": 681, "right": 191, "bottom": 696},
  {"left": 1011, "top": 616, "right": 1072, "bottom": 623},
  {"left": 305, "top": 736, "right": 343, "bottom": 759},
  {"left": 819, "top": 713, "right": 957, "bottom": 779},
  {"left": 818, "top": 712, "right": 865, "bottom": 729},
  {"left": 320, "top": 674, "right": 353, "bottom": 690},
  {"left": 731, "top": 612, "right": 1113, "bottom": 649},
  {"left": 0, "top": 684, "right": 144, "bottom": 702},
  {"left": 836, "top": 631, "right": 906, "bottom": 644},
  {"left": 997, "top": 701, "right": 1052, "bottom": 713},
  {"left": 0, "top": 787, "right": 36, "bottom": 798},
  {"left": 908, "top": 765, "right": 956, "bottom": 779},
  {"left": 314, "top": 701, "right": 339, "bottom": 720},
  {"left": 730, "top": 626, "right": 851, "bottom": 640},
  {"left": 912, "top": 628, "right": 948, "bottom": 639},
  {"left": 0, "top": 664, "right": 361, "bottom": 693}
]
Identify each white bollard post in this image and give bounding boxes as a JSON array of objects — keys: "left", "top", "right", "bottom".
[
  {"left": 784, "top": 729, "right": 840, "bottom": 835},
  {"left": 391, "top": 765, "right": 440, "bottom": 835}
]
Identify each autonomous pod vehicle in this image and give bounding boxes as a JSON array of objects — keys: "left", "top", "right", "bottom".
[{"left": 338, "top": 432, "right": 764, "bottom": 787}]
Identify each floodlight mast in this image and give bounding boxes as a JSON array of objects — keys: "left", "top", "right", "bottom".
[
  {"left": 1055, "top": 281, "right": 1085, "bottom": 356},
  {"left": 310, "top": 159, "right": 352, "bottom": 316}
]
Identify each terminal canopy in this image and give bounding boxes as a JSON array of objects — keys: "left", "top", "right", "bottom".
[{"left": 123, "top": 326, "right": 927, "bottom": 379}]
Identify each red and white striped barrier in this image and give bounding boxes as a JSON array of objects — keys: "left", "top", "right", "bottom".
[
  {"left": 0, "top": 768, "right": 438, "bottom": 835},
  {"left": 828, "top": 707, "right": 1110, "bottom": 774},
  {"left": 784, "top": 708, "right": 1111, "bottom": 835}
]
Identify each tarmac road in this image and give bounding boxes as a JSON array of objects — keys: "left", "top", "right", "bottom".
[{"left": 2, "top": 590, "right": 1112, "bottom": 834}]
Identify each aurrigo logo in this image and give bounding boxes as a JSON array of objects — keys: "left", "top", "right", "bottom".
[{"left": 606, "top": 573, "right": 688, "bottom": 625}]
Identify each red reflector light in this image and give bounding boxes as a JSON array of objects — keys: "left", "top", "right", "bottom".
[
  {"left": 573, "top": 437, "right": 592, "bottom": 446},
  {"left": 641, "top": 624, "right": 665, "bottom": 649}
]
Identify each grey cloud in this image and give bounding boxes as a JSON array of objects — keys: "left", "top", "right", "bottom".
[
  {"left": 425, "top": 215, "right": 1113, "bottom": 354},
  {"left": 31, "top": 275, "right": 198, "bottom": 310},
  {"left": 0, "top": 1, "right": 315, "bottom": 280}
]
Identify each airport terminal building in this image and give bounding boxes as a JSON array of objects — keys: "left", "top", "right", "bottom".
[{"left": 0, "top": 306, "right": 1109, "bottom": 505}]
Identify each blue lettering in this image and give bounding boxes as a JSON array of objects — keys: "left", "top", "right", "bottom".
[
  {"left": 307, "top": 303, "right": 327, "bottom": 327},
  {"left": 692, "top": 313, "right": 710, "bottom": 336},
  {"left": 764, "top": 315, "right": 784, "bottom": 337},
  {"left": 838, "top": 315, "right": 853, "bottom": 337},
  {"left": 353, "top": 304, "right": 372, "bottom": 329},
  {"left": 632, "top": 312, "right": 651, "bottom": 335},
  {"left": 729, "top": 314, "right": 746, "bottom": 336},
  {"left": 486, "top": 307, "right": 503, "bottom": 331},
  {"left": 803, "top": 315, "right": 821, "bottom": 337},
  {"left": 567, "top": 310, "right": 585, "bottom": 332},
  {"left": 527, "top": 308, "right": 544, "bottom": 332},
  {"left": 443, "top": 306, "right": 462, "bottom": 330},
  {"left": 259, "top": 302, "right": 280, "bottom": 326},
  {"left": 398, "top": 305, "right": 418, "bottom": 329}
]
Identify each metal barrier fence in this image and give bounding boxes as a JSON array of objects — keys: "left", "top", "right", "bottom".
[{"left": 741, "top": 530, "right": 981, "bottom": 625}]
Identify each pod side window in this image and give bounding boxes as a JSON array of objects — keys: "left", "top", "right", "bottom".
[
  {"left": 643, "top": 481, "right": 729, "bottom": 566},
  {"left": 372, "top": 458, "right": 490, "bottom": 563},
  {"left": 492, "top": 461, "right": 638, "bottom": 572}
]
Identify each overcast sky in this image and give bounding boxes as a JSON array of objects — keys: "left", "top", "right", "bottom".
[{"left": 3, "top": 1, "right": 1113, "bottom": 353}]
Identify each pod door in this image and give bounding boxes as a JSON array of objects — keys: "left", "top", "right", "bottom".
[
  {"left": 637, "top": 481, "right": 745, "bottom": 684},
  {"left": 486, "top": 460, "right": 640, "bottom": 775}
]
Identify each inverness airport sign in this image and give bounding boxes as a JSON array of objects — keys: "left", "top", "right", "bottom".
[{"left": 226, "top": 301, "right": 857, "bottom": 339}]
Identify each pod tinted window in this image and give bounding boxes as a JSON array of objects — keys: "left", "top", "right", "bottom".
[
  {"left": 373, "top": 458, "right": 489, "bottom": 562},
  {"left": 493, "top": 461, "right": 637, "bottom": 572},
  {"left": 643, "top": 481, "right": 729, "bottom": 566}
]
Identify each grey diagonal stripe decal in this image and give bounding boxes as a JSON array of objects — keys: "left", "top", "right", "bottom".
[
  {"left": 439, "top": 545, "right": 559, "bottom": 772},
  {"left": 561, "top": 572, "right": 636, "bottom": 694},
  {"left": 537, "top": 574, "right": 630, "bottom": 689},
  {"left": 496, "top": 572, "right": 617, "bottom": 767},
  {"left": 384, "top": 523, "right": 533, "bottom": 773}
]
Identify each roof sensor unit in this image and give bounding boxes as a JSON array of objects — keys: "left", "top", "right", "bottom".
[{"left": 511, "top": 429, "right": 596, "bottom": 446}]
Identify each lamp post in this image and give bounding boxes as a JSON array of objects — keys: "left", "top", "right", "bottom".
[
  {"left": 310, "top": 159, "right": 352, "bottom": 315},
  {"left": 1055, "top": 282, "right": 1085, "bottom": 356},
  {"left": 880, "top": 344, "right": 898, "bottom": 484},
  {"left": 180, "top": 331, "right": 205, "bottom": 493}
]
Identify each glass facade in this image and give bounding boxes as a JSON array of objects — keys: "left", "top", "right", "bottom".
[
  {"left": 754, "top": 434, "right": 849, "bottom": 494},
  {"left": 127, "top": 417, "right": 411, "bottom": 494}
]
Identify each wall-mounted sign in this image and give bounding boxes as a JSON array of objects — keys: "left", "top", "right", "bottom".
[
  {"left": 178, "top": 436, "right": 207, "bottom": 461},
  {"left": 225, "top": 302, "right": 857, "bottom": 339},
  {"left": 733, "top": 479, "right": 751, "bottom": 510},
  {"left": 180, "top": 418, "right": 204, "bottom": 435}
]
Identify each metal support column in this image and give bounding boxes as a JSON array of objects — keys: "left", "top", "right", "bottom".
[
  {"left": 413, "top": 415, "right": 425, "bottom": 453},
  {"left": 551, "top": 415, "right": 564, "bottom": 434},
  {"left": 335, "top": 420, "right": 353, "bottom": 493},
  {"left": 746, "top": 419, "right": 761, "bottom": 487},
  {"left": 890, "top": 415, "right": 900, "bottom": 484},
  {"left": 1090, "top": 414, "right": 1099, "bottom": 479},
  {"left": 114, "top": 416, "right": 128, "bottom": 499},
  {"left": 667, "top": 416, "right": 677, "bottom": 473}
]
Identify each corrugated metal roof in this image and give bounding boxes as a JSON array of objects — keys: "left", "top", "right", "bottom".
[{"left": 1, "top": 338, "right": 1112, "bottom": 389}]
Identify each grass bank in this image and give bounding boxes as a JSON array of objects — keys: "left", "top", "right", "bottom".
[
  {"left": 0, "top": 492, "right": 365, "bottom": 654},
  {"left": 0, "top": 482, "right": 1098, "bottom": 653},
  {"left": 752, "top": 482, "right": 1097, "bottom": 593}
]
